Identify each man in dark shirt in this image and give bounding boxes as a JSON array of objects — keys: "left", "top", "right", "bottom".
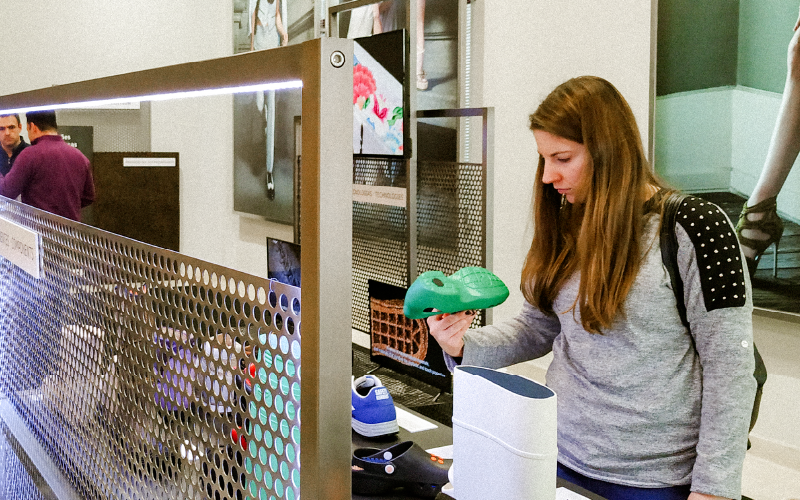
[
  {"left": 0, "top": 110, "right": 95, "bottom": 221},
  {"left": 0, "top": 113, "right": 28, "bottom": 176}
]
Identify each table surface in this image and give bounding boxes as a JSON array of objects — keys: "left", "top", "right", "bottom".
[{"left": 351, "top": 405, "right": 606, "bottom": 500}]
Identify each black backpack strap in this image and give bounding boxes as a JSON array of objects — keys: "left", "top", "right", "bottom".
[{"left": 660, "top": 191, "right": 690, "bottom": 329}]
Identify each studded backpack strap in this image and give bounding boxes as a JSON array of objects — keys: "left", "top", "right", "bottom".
[{"left": 660, "top": 191, "right": 690, "bottom": 329}]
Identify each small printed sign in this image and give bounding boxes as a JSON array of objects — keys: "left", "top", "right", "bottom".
[
  {"left": 352, "top": 184, "right": 407, "bottom": 207},
  {"left": 0, "top": 217, "right": 42, "bottom": 279},
  {"left": 123, "top": 157, "right": 177, "bottom": 167}
]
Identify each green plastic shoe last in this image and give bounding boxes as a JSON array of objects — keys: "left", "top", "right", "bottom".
[{"left": 403, "top": 267, "right": 510, "bottom": 319}]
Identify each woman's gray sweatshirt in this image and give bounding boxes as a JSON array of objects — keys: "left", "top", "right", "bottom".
[{"left": 457, "top": 197, "right": 756, "bottom": 499}]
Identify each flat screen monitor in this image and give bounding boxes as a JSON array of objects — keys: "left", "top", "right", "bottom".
[
  {"left": 266, "top": 237, "right": 301, "bottom": 288},
  {"left": 353, "top": 30, "right": 409, "bottom": 157},
  {"left": 367, "top": 279, "right": 452, "bottom": 392}
]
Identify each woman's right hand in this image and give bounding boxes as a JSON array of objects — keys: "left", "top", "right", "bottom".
[{"left": 426, "top": 310, "right": 475, "bottom": 357}]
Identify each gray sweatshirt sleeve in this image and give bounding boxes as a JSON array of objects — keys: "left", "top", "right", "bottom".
[
  {"left": 459, "top": 300, "right": 562, "bottom": 369},
  {"left": 675, "top": 198, "right": 757, "bottom": 499}
]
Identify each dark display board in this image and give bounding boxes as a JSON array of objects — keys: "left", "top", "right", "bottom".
[{"left": 92, "top": 152, "right": 180, "bottom": 251}]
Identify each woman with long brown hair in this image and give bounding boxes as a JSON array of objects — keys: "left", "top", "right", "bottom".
[{"left": 428, "top": 76, "right": 756, "bottom": 500}]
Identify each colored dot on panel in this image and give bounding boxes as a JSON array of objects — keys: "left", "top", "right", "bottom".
[
  {"left": 280, "top": 461, "right": 290, "bottom": 481},
  {"left": 280, "top": 377, "right": 290, "bottom": 395},
  {"left": 286, "top": 401, "right": 296, "bottom": 420},
  {"left": 264, "top": 470, "right": 273, "bottom": 489}
]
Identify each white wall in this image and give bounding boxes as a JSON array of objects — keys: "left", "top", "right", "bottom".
[
  {"left": 2, "top": 0, "right": 659, "bottom": 302},
  {"left": 654, "top": 86, "right": 800, "bottom": 223},
  {"left": 655, "top": 87, "right": 733, "bottom": 192},
  {"left": 470, "top": 0, "right": 654, "bottom": 321},
  {"left": 0, "top": 0, "right": 295, "bottom": 278}
]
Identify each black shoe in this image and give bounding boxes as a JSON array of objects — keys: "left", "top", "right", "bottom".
[{"left": 352, "top": 441, "right": 450, "bottom": 498}]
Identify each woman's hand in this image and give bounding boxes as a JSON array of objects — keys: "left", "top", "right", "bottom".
[
  {"left": 426, "top": 310, "right": 474, "bottom": 357},
  {"left": 688, "top": 492, "right": 730, "bottom": 500}
]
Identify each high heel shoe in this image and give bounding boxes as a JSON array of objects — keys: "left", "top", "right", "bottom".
[{"left": 735, "top": 195, "right": 784, "bottom": 276}]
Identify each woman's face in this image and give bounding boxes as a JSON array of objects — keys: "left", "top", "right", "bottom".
[{"left": 533, "top": 130, "right": 590, "bottom": 204}]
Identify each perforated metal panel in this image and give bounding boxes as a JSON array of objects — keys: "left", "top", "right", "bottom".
[
  {"left": 417, "top": 160, "right": 487, "bottom": 328},
  {"left": 352, "top": 156, "right": 487, "bottom": 331},
  {"left": 352, "top": 157, "right": 409, "bottom": 333},
  {"left": 0, "top": 419, "right": 51, "bottom": 500},
  {"left": 0, "top": 197, "right": 301, "bottom": 500}
]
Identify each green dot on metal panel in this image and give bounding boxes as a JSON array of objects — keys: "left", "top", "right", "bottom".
[
  {"left": 245, "top": 457, "right": 253, "bottom": 474},
  {"left": 280, "top": 461, "right": 289, "bottom": 480},
  {"left": 264, "top": 470, "right": 274, "bottom": 489},
  {"left": 249, "top": 479, "right": 257, "bottom": 496},
  {"left": 259, "top": 367, "right": 268, "bottom": 384},
  {"left": 269, "top": 372, "right": 279, "bottom": 390},
  {"left": 274, "top": 355, "right": 284, "bottom": 373},
  {"left": 250, "top": 401, "right": 258, "bottom": 419},
  {"left": 286, "top": 487, "right": 296, "bottom": 500},
  {"left": 285, "top": 401, "right": 296, "bottom": 420},
  {"left": 263, "top": 350, "right": 273, "bottom": 368},
  {"left": 254, "top": 383, "right": 262, "bottom": 402},
  {"left": 275, "top": 478, "right": 284, "bottom": 497},
  {"left": 275, "top": 395, "right": 284, "bottom": 414},
  {"left": 285, "top": 360, "right": 296, "bottom": 377},
  {"left": 291, "top": 340, "right": 300, "bottom": 359},
  {"left": 279, "top": 377, "right": 289, "bottom": 395},
  {"left": 280, "top": 419, "right": 290, "bottom": 439},
  {"left": 263, "top": 429, "right": 273, "bottom": 448},
  {"left": 254, "top": 463, "right": 263, "bottom": 481},
  {"left": 285, "top": 443, "right": 296, "bottom": 463},
  {"left": 249, "top": 440, "right": 258, "bottom": 458},
  {"left": 291, "top": 382, "right": 300, "bottom": 402},
  {"left": 291, "top": 426, "right": 300, "bottom": 445},
  {"left": 269, "top": 412, "right": 279, "bottom": 431},
  {"left": 270, "top": 453, "right": 279, "bottom": 472},
  {"left": 263, "top": 389, "right": 273, "bottom": 408},
  {"left": 292, "top": 469, "right": 300, "bottom": 488},
  {"left": 259, "top": 406, "right": 268, "bottom": 425},
  {"left": 254, "top": 424, "right": 263, "bottom": 442},
  {"left": 259, "top": 488, "right": 268, "bottom": 500},
  {"left": 275, "top": 437, "right": 284, "bottom": 456},
  {"left": 259, "top": 446, "right": 268, "bottom": 465}
]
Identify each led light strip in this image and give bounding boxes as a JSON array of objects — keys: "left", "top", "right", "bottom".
[{"left": 0, "top": 80, "right": 303, "bottom": 114}]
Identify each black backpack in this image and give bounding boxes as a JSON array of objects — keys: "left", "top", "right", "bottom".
[{"left": 659, "top": 191, "right": 765, "bottom": 435}]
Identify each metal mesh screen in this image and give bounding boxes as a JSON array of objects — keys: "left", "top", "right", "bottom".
[
  {"left": 352, "top": 157, "right": 408, "bottom": 333},
  {"left": 417, "top": 160, "right": 487, "bottom": 328},
  {"left": 352, "top": 157, "right": 487, "bottom": 331},
  {"left": 0, "top": 419, "right": 51, "bottom": 500},
  {"left": 0, "top": 198, "right": 301, "bottom": 500}
]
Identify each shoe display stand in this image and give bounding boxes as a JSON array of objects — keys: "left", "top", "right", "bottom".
[{"left": 352, "top": 403, "right": 606, "bottom": 500}]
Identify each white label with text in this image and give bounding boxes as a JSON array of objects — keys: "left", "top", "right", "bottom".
[{"left": 0, "top": 217, "right": 42, "bottom": 279}]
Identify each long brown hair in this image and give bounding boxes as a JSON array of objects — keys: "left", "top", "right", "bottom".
[{"left": 523, "top": 76, "right": 664, "bottom": 333}]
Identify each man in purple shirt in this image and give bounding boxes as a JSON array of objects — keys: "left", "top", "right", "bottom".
[{"left": 0, "top": 110, "right": 95, "bottom": 221}]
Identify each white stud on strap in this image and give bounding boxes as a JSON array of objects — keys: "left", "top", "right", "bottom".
[{"left": 385, "top": 464, "right": 395, "bottom": 474}]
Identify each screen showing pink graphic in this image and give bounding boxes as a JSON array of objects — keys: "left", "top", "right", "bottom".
[{"left": 353, "top": 30, "right": 408, "bottom": 157}]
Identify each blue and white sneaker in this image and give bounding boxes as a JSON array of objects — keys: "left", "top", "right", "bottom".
[{"left": 352, "top": 375, "right": 399, "bottom": 437}]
